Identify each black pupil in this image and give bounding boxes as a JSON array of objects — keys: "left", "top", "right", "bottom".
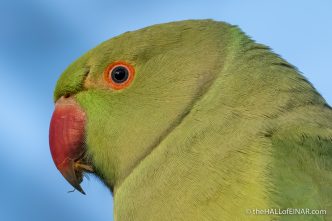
[{"left": 111, "top": 66, "right": 129, "bottom": 83}]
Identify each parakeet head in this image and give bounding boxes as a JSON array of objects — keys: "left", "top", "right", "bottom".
[
  {"left": 49, "top": 19, "right": 325, "bottom": 196},
  {"left": 49, "top": 20, "right": 229, "bottom": 194}
]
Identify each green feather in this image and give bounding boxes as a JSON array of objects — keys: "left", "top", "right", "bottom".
[{"left": 54, "top": 20, "right": 332, "bottom": 221}]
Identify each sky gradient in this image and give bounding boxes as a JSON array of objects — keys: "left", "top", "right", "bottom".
[{"left": 0, "top": 1, "right": 331, "bottom": 220}]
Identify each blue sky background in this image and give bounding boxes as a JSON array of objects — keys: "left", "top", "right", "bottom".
[{"left": 0, "top": 1, "right": 331, "bottom": 220}]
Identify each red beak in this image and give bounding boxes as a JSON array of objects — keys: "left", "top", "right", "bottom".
[{"left": 49, "top": 97, "right": 87, "bottom": 194}]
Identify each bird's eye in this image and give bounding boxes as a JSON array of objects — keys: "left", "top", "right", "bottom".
[
  {"left": 111, "top": 66, "right": 128, "bottom": 83},
  {"left": 104, "top": 61, "right": 135, "bottom": 90}
]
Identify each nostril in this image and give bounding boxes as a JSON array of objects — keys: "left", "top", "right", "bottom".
[{"left": 64, "top": 94, "right": 70, "bottom": 99}]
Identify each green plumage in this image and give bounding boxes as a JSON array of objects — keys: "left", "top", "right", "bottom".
[{"left": 54, "top": 20, "right": 332, "bottom": 220}]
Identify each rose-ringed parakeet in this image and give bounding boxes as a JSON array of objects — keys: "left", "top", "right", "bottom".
[{"left": 49, "top": 20, "right": 332, "bottom": 221}]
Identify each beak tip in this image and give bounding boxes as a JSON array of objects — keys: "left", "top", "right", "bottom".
[
  {"left": 74, "top": 184, "right": 86, "bottom": 195},
  {"left": 65, "top": 176, "right": 86, "bottom": 195},
  {"left": 67, "top": 186, "right": 86, "bottom": 195},
  {"left": 58, "top": 160, "right": 86, "bottom": 195}
]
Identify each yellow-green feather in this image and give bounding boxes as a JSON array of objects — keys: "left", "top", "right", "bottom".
[{"left": 54, "top": 20, "right": 332, "bottom": 220}]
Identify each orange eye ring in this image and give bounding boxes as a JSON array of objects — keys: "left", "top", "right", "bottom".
[{"left": 103, "top": 61, "right": 135, "bottom": 90}]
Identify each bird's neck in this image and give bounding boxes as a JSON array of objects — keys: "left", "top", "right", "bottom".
[{"left": 112, "top": 100, "right": 274, "bottom": 220}]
